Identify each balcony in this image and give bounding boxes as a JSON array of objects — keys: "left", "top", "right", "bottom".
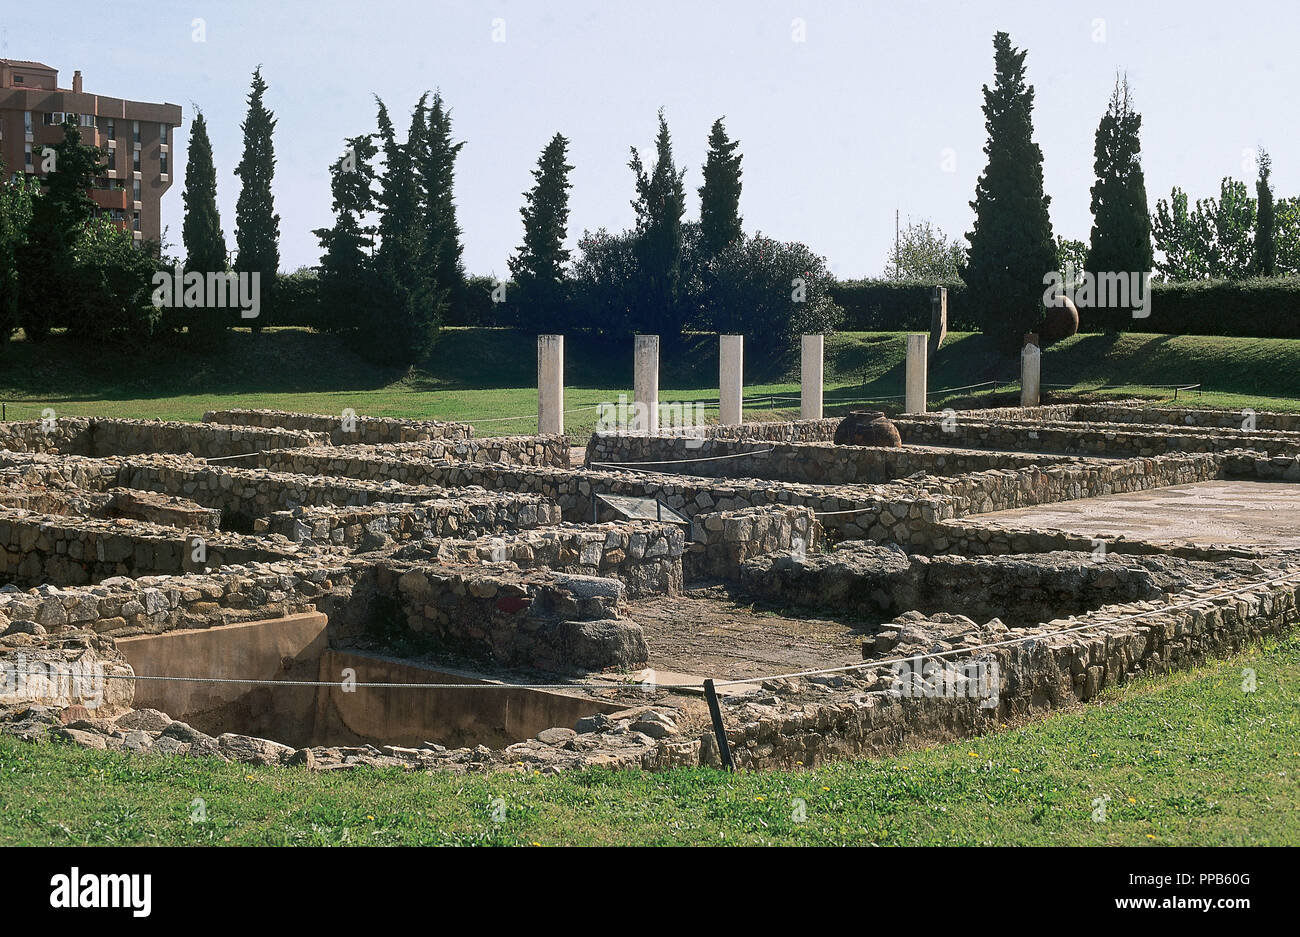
[{"left": 91, "top": 188, "right": 130, "bottom": 211}]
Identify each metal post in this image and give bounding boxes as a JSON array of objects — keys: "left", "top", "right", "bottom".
[{"left": 703, "top": 678, "right": 735, "bottom": 772}]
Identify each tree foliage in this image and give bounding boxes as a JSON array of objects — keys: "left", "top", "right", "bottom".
[
  {"left": 885, "top": 219, "right": 965, "bottom": 281},
  {"left": 629, "top": 109, "right": 689, "bottom": 342},
  {"left": 698, "top": 118, "right": 743, "bottom": 261},
  {"left": 961, "top": 32, "right": 1056, "bottom": 354},
  {"left": 509, "top": 133, "right": 574, "bottom": 333},
  {"left": 233, "top": 67, "right": 281, "bottom": 333}
]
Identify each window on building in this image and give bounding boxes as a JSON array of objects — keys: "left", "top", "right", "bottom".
[
  {"left": 80, "top": 114, "right": 95, "bottom": 128},
  {"left": 132, "top": 149, "right": 140, "bottom": 172},
  {"left": 111, "top": 209, "right": 124, "bottom": 223},
  {"left": 159, "top": 123, "right": 168, "bottom": 144},
  {"left": 159, "top": 151, "right": 168, "bottom": 175},
  {"left": 132, "top": 211, "right": 140, "bottom": 232},
  {"left": 13, "top": 75, "right": 23, "bottom": 85},
  {"left": 132, "top": 179, "right": 141, "bottom": 202},
  {"left": 132, "top": 120, "right": 140, "bottom": 144},
  {"left": 106, "top": 118, "right": 115, "bottom": 141},
  {"left": 24, "top": 145, "right": 33, "bottom": 169},
  {"left": 24, "top": 111, "right": 33, "bottom": 134}
]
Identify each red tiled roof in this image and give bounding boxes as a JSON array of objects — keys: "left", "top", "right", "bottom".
[{"left": 1, "top": 58, "right": 57, "bottom": 71}]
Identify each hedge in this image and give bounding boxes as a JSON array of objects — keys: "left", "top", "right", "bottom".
[{"left": 831, "top": 276, "right": 1300, "bottom": 339}]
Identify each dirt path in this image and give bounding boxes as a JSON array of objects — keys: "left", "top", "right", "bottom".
[{"left": 629, "top": 585, "right": 877, "bottom": 682}]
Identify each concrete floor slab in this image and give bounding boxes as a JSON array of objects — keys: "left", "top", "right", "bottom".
[{"left": 975, "top": 480, "right": 1300, "bottom": 549}]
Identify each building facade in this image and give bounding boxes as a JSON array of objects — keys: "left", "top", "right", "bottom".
[{"left": 0, "top": 59, "right": 182, "bottom": 245}]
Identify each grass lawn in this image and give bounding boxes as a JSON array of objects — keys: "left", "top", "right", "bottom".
[
  {"left": 2, "top": 634, "right": 1296, "bottom": 846},
  {"left": 0, "top": 328, "right": 1297, "bottom": 434}
]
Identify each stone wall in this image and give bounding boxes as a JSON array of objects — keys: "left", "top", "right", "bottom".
[
  {"left": 371, "top": 560, "right": 647, "bottom": 671},
  {"left": 396, "top": 522, "right": 686, "bottom": 598},
  {"left": 893, "top": 415, "right": 1300, "bottom": 457},
  {"left": 686, "top": 505, "right": 822, "bottom": 581},
  {"left": 0, "top": 418, "right": 324, "bottom": 458},
  {"left": 203, "top": 408, "right": 475, "bottom": 444},
  {"left": 929, "top": 517, "right": 1263, "bottom": 560},
  {"left": 0, "top": 509, "right": 309, "bottom": 586},
  {"left": 256, "top": 495, "right": 563, "bottom": 549},
  {"left": 1071, "top": 403, "right": 1300, "bottom": 432},
  {"left": 309, "top": 434, "right": 570, "bottom": 468},
  {"left": 0, "top": 557, "right": 355, "bottom": 638},
  {"left": 585, "top": 433, "right": 1086, "bottom": 484}
]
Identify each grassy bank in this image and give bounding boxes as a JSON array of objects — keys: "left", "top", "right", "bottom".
[
  {"left": 0, "top": 328, "right": 1297, "bottom": 435},
  {"left": 1, "top": 635, "right": 1296, "bottom": 846}
]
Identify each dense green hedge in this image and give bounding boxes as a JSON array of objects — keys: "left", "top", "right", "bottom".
[
  {"left": 831, "top": 276, "right": 1300, "bottom": 339},
  {"left": 830, "top": 279, "right": 973, "bottom": 331},
  {"left": 1137, "top": 278, "right": 1300, "bottom": 338}
]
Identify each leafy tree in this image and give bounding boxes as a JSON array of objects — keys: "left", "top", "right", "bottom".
[
  {"left": 703, "top": 232, "right": 842, "bottom": 363},
  {"left": 0, "top": 164, "right": 40, "bottom": 344},
  {"left": 1055, "top": 236, "right": 1088, "bottom": 287},
  {"left": 885, "top": 219, "right": 965, "bottom": 281},
  {"left": 313, "top": 133, "right": 379, "bottom": 336},
  {"left": 68, "top": 217, "right": 162, "bottom": 345},
  {"left": 1276, "top": 197, "right": 1300, "bottom": 276},
  {"left": 629, "top": 109, "right": 689, "bottom": 341},
  {"left": 16, "top": 121, "right": 106, "bottom": 341},
  {"left": 569, "top": 227, "right": 640, "bottom": 339},
  {"left": 1251, "top": 149, "right": 1276, "bottom": 277},
  {"left": 1086, "top": 75, "right": 1154, "bottom": 328},
  {"left": 961, "top": 32, "right": 1056, "bottom": 354},
  {"left": 233, "top": 66, "right": 280, "bottom": 334},
  {"left": 508, "top": 133, "right": 574, "bottom": 332},
  {"left": 181, "top": 109, "right": 229, "bottom": 341},
  {"left": 1154, "top": 179, "right": 1259, "bottom": 280},
  {"left": 1151, "top": 187, "right": 1202, "bottom": 280},
  {"left": 698, "top": 118, "right": 743, "bottom": 261}
]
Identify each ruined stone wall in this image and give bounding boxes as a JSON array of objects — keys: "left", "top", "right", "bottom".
[
  {"left": 0, "top": 558, "right": 355, "bottom": 638},
  {"left": 686, "top": 506, "right": 821, "bottom": 581},
  {"left": 405, "top": 522, "right": 686, "bottom": 598},
  {"left": 1070, "top": 404, "right": 1300, "bottom": 432},
  {"left": 256, "top": 495, "right": 563, "bottom": 549},
  {"left": 374, "top": 561, "right": 647, "bottom": 671},
  {"left": 1219, "top": 450, "right": 1300, "bottom": 481},
  {"left": 928, "top": 518, "right": 1262, "bottom": 560},
  {"left": 585, "top": 433, "right": 1085, "bottom": 484},
  {"left": 660, "top": 418, "right": 841, "bottom": 443},
  {"left": 0, "top": 510, "right": 308, "bottom": 586},
  {"left": 694, "top": 576, "right": 1299, "bottom": 770},
  {"left": 0, "top": 419, "right": 325, "bottom": 458},
  {"left": 317, "top": 434, "right": 570, "bottom": 467},
  {"left": 894, "top": 415, "right": 1300, "bottom": 457},
  {"left": 203, "top": 408, "right": 475, "bottom": 444}
]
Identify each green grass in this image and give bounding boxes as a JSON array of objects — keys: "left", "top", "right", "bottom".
[
  {"left": 2, "top": 635, "right": 1297, "bottom": 846},
  {"left": 1, "top": 328, "right": 1297, "bottom": 435}
]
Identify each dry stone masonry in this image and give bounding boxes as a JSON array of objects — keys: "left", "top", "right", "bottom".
[{"left": 1, "top": 403, "right": 1298, "bottom": 775}]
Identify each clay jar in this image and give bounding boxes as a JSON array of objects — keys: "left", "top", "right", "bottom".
[{"left": 833, "top": 410, "right": 902, "bottom": 448}]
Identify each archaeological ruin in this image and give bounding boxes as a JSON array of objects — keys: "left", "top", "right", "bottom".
[{"left": 2, "top": 335, "right": 1299, "bottom": 774}]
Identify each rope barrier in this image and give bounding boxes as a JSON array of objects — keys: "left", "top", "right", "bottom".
[{"left": 8, "top": 570, "right": 1295, "bottom": 694}]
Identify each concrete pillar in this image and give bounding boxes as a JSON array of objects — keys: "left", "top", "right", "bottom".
[
  {"left": 1021, "top": 342, "right": 1041, "bottom": 407},
  {"left": 719, "top": 334, "right": 743, "bottom": 425},
  {"left": 905, "top": 333, "right": 927, "bottom": 414},
  {"left": 633, "top": 334, "right": 659, "bottom": 435},
  {"left": 801, "top": 334, "right": 823, "bottom": 420},
  {"left": 537, "top": 335, "right": 564, "bottom": 435}
]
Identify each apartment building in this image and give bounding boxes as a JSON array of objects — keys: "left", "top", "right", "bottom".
[{"left": 0, "top": 59, "right": 182, "bottom": 244}]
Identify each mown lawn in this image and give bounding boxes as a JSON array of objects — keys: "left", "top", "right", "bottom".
[
  {"left": 2, "top": 635, "right": 1296, "bottom": 846},
  {"left": 1, "top": 328, "right": 1297, "bottom": 435}
]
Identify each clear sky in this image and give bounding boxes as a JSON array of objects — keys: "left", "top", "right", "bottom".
[{"left": 6, "top": 0, "right": 1296, "bottom": 278}]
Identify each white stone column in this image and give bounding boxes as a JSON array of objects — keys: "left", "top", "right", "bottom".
[
  {"left": 801, "top": 334, "right": 823, "bottom": 420},
  {"left": 1021, "top": 343, "right": 1041, "bottom": 407},
  {"left": 537, "top": 334, "right": 564, "bottom": 435},
  {"left": 633, "top": 334, "right": 659, "bottom": 435},
  {"left": 905, "top": 333, "right": 927, "bottom": 414},
  {"left": 719, "top": 334, "right": 743, "bottom": 425}
]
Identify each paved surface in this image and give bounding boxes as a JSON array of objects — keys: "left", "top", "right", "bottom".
[{"left": 977, "top": 480, "right": 1300, "bottom": 548}]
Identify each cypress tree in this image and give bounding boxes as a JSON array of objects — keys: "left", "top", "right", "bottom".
[
  {"left": 509, "top": 133, "right": 574, "bottom": 332},
  {"left": 698, "top": 117, "right": 743, "bottom": 261},
  {"left": 961, "top": 32, "right": 1056, "bottom": 355},
  {"left": 233, "top": 66, "right": 280, "bottom": 333},
  {"left": 313, "top": 133, "right": 379, "bottom": 336},
  {"left": 182, "top": 109, "right": 229, "bottom": 340},
  {"left": 368, "top": 97, "right": 439, "bottom": 365},
  {"left": 1085, "top": 75, "right": 1153, "bottom": 328},
  {"left": 1252, "top": 149, "right": 1276, "bottom": 277},
  {"left": 417, "top": 92, "right": 466, "bottom": 316},
  {"left": 630, "top": 109, "right": 688, "bottom": 340}
]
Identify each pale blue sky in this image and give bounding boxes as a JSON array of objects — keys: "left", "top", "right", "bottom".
[{"left": 7, "top": 0, "right": 1296, "bottom": 277}]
